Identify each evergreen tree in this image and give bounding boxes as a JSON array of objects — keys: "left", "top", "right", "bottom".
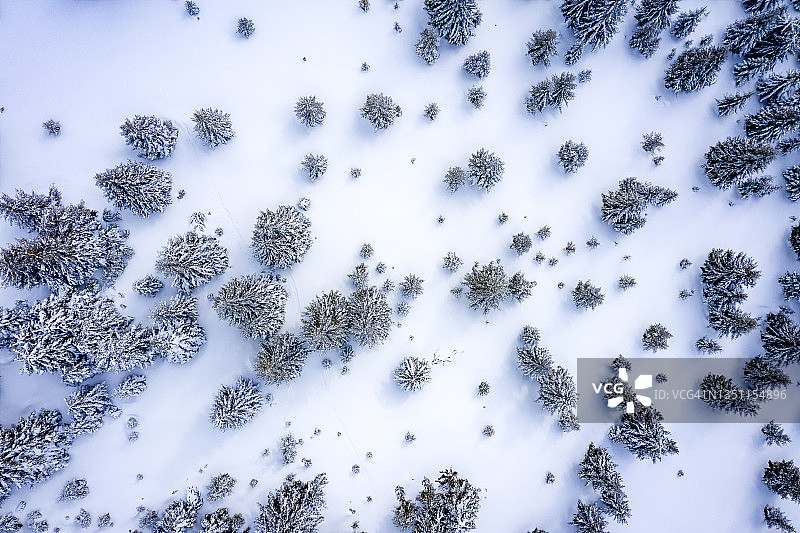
[
  {"left": 600, "top": 177, "right": 677, "bottom": 234},
  {"left": 394, "top": 357, "right": 432, "bottom": 391},
  {"left": 94, "top": 161, "right": 172, "bottom": 217},
  {"left": 253, "top": 474, "right": 328, "bottom": 533},
  {"left": 237, "top": 17, "right": 255, "bottom": 38},
  {"left": 784, "top": 166, "right": 800, "bottom": 201},
  {"left": 206, "top": 473, "right": 236, "bottom": 502},
  {"left": 642, "top": 323, "right": 672, "bottom": 352},
  {"left": 0, "top": 187, "right": 133, "bottom": 289},
  {"left": 467, "top": 85, "right": 486, "bottom": 108},
  {"left": 185, "top": 1, "right": 199, "bottom": 16},
  {"left": 664, "top": 45, "right": 727, "bottom": 93},
  {"left": 700, "top": 248, "right": 760, "bottom": 311},
  {"left": 461, "top": 260, "right": 509, "bottom": 313},
  {"left": 526, "top": 29, "right": 559, "bottom": 67},
  {"left": 394, "top": 469, "right": 480, "bottom": 533},
  {"left": 707, "top": 305, "right": 759, "bottom": 338},
  {"left": 671, "top": 8, "right": 707, "bottom": 39},
  {"left": 743, "top": 0, "right": 785, "bottom": 14},
  {"left": 160, "top": 486, "right": 203, "bottom": 533},
  {"left": 255, "top": 332, "right": 310, "bottom": 385},
  {"left": 757, "top": 70, "right": 800, "bottom": 106},
  {"left": 570, "top": 500, "right": 607, "bottom": 533},
  {"left": 251, "top": 205, "right": 312, "bottom": 269},
  {"left": 508, "top": 271, "right": 535, "bottom": 301},
  {"left": 558, "top": 140, "right": 588, "bottom": 173},
  {"left": 42, "top": 119, "right": 61, "bottom": 136},
  {"left": 444, "top": 166, "right": 467, "bottom": 193},
  {"left": 744, "top": 356, "right": 791, "bottom": 391},
  {"left": 510, "top": 233, "right": 533, "bottom": 255},
  {"left": 778, "top": 136, "right": 800, "bottom": 154},
  {"left": 193, "top": 108, "right": 234, "bottom": 147},
  {"left": 779, "top": 272, "right": 800, "bottom": 301},
  {"left": 301, "top": 290, "right": 349, "bottom": 351},
  {"left": 762, "top": 312, "right": 800, "bottom": 366},
  {"left": 150, "top": 293, "right": 206, "bottom": 364},
  {"left": 156, "top": 231, "right": 228, "bottom": 291},
  {"left": 526, "top": 72, "right": 577, "bottom": 114},
  {"left": 468, "top": 148, "right": 504, "bottom": 190},
  {"left": 792, "top": 224, "right": 800, "bottom": 260},
  {"left": 561, "top": 0, "right": 629, "bottom": 50},
  {"left": 301, "top": 154, "right": 328, "bottom": 181},
  {"left": 210, "top": 377, "right": 264, "bottom": 431},
  {"left": 65, "top": 382, "right": 118, "bottom": 436},
  {"left": 745, "top": 97, "right": 800, "bottom": 142},
  {"left": 696, "top": 335, "right": 723, "bottom": 354},
  {"left": 518, "top": 345, "right": 553, "bottom": 380},
  {"left": 573, "top": 280, "right": 604, "bottom": 309},
  {"left": 699, "top": 373, "right": 760, "bottom": 416},
  {"left": 424, "top": 102, "right": 440, "bottom": 120},
  {"left": 0, "top": 514, "right": 22, "bottom": 532},
  {"left": 0, "top": 409, "right": 72, "bottom": 499},
  {"left": 416, "top": 27, "right": 441, "bottom": 64},
  {"left": 764, "top": 460, "right": 800, "bottom": 502},
  {"left": 132, "top": 274, "right": 164, "bottom": 297},
  {"left": 442, "top": 251, "right": 464, "bottom": 273},
  {"left": 537, "top": 366, "right": 578, "bottom": 421},
  {"left": 703, "top": 137, "right": 775, "bottom": 189},
  {"left": 738, "top": 175, "right": 779, "bottom": 198},
  {"left": 201, "top": 508, "right": 245, "bottom": 533},
  {"left": 113, "top": 373, "right": 147, "bottom": 399},
  {"left": 764, "top": 505, "right": 795, "bottom": 532},
  {"left": 120, "top": 115, "right": 178, "bottom": 160},
  {"left": 212, "top": 275, "right": 287, "bottom": 338},
  {"left": 763, "top": 421, "right": 792, "bottom": 446},
  {"left": 578, "top": 443, "right": 630, "bottom": 524},
  {"left": 361, "top": 93, "right": 402, "bottom": 130},
  {"left": 716, "top": 91, "right": 753, "bottom": 116},
  {"left": 463, "top": 50, "right": 491, "bottom": 78},
  {"left": 423, "top": 0, "right": 483, "bottom": 46},
  {"left": 400, "top": 274, "right": 424, "bottom": 298},
  {"left": 608, "top": 406, "right": 678, "bottom": 462},
  {"left": 59, "top": 478, "right": 89, "bottom": 501},
  {"left": 629, "top": 0, "right": 679, "bottom": 57},
  {"left": 347, "top": 286, "right": 392, "bottom": 347},
  {"left": 294, "top": 96, "right": 326, "bottom": 127}
]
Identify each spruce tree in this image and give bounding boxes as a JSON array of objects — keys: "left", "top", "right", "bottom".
[
  {"left": 347, "top": 286, "right": 392, "bottom": 347},
  {"left": 294, "top": 96, "right": 326, "bottom": 127},
  {"left": 664, "top": 45, "right": 727, "bottom": 93},
  {"left": 642, "top": 323, "right": 671, "bottom": 352},
  {"left": 784, "top": 166, "right": 800, "bottom": 201},
  {"left": 763, "top": 421, "right": 792, "bottom": 446},
  {"left": 762, "top": 312, "right": 800, "bottom": 367},
  {"left": 508, "top": 271, "right": 535, "bottom": 301},
  {"left": 150, "top": 293, "right": 206, "bottom": 365},
  {"left": 764, "top": 505, "right": 795, "bottom": 532},
  {"left": 608, "top": 406, "right": 678, "bottom": 462},
  {"left": 570, "top": 500, "right": 607, "bottom": 533},
  {"left": 301, "top": 290, "right": 349, "bottom": 351},
  {"left": 461, "top": 260, "right": 509, "bottom": 313},
  {"left": 699, "top": 373, "right": 760, "bottom": 416},
  {"left": 526, "top": 29, "right": 559, "bottom": 67},
  {"left": 558, "top": 140, "right": 588, "bottom": 173},
  {"left": 716, "top": 92, "right": 753, "bottom": 116},
  {"left": 415, "top": 28, "right": 441, "bottom": 64},
  {"left": 193, "top": 108, "right": 234, "bottom": 147},
  {"left": 113, "top": 374, "right": 147, "bottom": 400},
  {"left": 518, "top": 345, "right": 553, "bottom": 380},
  {"left": 738, "top": 175, "right": 779, "bottom": 198},
  {"left": 120, "top": 115, "right": 178, "bottom": 160},
  {"left": 394, "top": 357, "right": 432, "bottom": 391},
  {"left": 423, "top": 0, "right": 483, "bottom": 46},
  {"left": 361, "top": 93, "right": 402, "bottom": 130},
  {"left": 201, "top": 507, "right": 245, "bottom": 533},
  {"left": 671, "top": 8, "right": 707, "bottom": 39},
  {"left": 132, "top": 274, "right": 164, "bottom": 296},
  {"left": 779, "top": 272, "right": 800, "bottom": 301},
  {"left": 537, "top": 365, "right": 578, "bottom": 421},
  {"left": 65, "top": 382, "right": 117, "bottom": 436},
  {"left": 757, "top": 70, "right": 800, "bottom": 106},
  {"left": 254, "top": 332, "right": 309, "bottom": 385},
  {"left": 156, "top": 231, "right": 229, "bottom": 291},
  {"left": 251, "top": 205, "right": 312, "bottom": 269},
  {"left": 237, "top": 17, "right": 255, "bottom": 38},
  {"left": 525, "top": 72, "right": 577, "bottom": 114},
  {"left": 212, "top": 275, "right": 287, "bottom": 338},
  {"left": 394, "top": 469, "right": 480, "bottom": 533},
  {"left": 160, "top": 486, "right": 203, "bottom": 533},
  {"left": 561, "top": 0, "right": 629, "bottom": 50},
  {"left": 467, "top": 148, "right": 504, "bottom": 190},
  {"left": 764, "top": 460, "right": 800, "bottom": 502},
  {"left": 629, "top": 0, "right": 679, "bottom": 57},
  {"left": 573, "top": 280, "right": 604, "bottom": 309},
  {"left": 745, "top": 97, "right": 800, "bottom": 142},
  {"left": 301, "top": 154, "right": 328, "bottom": 181},
  {"left": 600, "top": 177, "right": 677, "bottom": 234},
  {"left": 94, "top": 161, "right": 172, "bottom": 217},
  {"left": 744, "top": 356, "right": 791, "bottom": 391},
  {"left": 463, "top": 50, "right": 491, "bottom": 78},
  {"left": 210, "top": 377, "right": 264, "bottom": 431},
  {"left": 703, "top": 137, "right": 775, "bottom": 190},
  {"left": 443, "top": 166, "right": 467, "bottom": 193},
  {"left": 206, "top": 473, "right": 236, "bottom": 502},
  {"left": 253, "top": 474, "right": 328, "bottom": 533}
]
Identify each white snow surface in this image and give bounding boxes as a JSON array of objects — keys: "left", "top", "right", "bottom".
[{"left": 0, "top": 0, "right": 797, "bottom": 531}]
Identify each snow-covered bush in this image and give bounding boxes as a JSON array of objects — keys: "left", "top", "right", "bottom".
[
  {"left": 120, "top": 115, "right": 178, "bottom": 160},
  {"left": 394, "top": 357, "right": 431, "bottom": 391},
  {"left": 212, "top": 275, "right": 287, "bottom": 338},
  {"left": 42, "top": 119, "right": 61, "bottom": 136},
  {"left": 156, "top": 231, "right": 229, "bottom": 291},
  {"left": 210, "top": 377, "right": 264, "bottom": 431},
  {"left": 255, "top": 332, "right": 310, "bottom": 385},
  {"left": 94, "top": 161, "right": 172, "bottom": 217},
  {"left": 185, "top": 1, "right": 199, "bottom": 16},
  {"left": 59, "top": 478, "right": 89, "bottom": 501},
  {"left": 251, "top": 205, "right": 312, "bottom": 269},
  {"left": 361, "top": 93, "right": 402, "bottom": 130},
  {"left": 192, "top": 108, "right": 234, "bottom": 147},
  {"left": 442, "top": 251, "right": 463, "bottom": 272}
]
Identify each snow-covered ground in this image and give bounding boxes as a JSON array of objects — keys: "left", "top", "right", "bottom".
[{"left": 1, "top": 0, "right": 799, "bottom": 531}]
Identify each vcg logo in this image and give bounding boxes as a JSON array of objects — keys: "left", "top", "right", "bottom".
[{"left": 592, "top": 368, "right": 653, "bottom": 414}]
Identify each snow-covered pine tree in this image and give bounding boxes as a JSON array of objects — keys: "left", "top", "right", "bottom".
[
  {"left": 463, "top": 50, "right": 491, "bottom": 78},
  {"left": 424, "top": 102, "right": 440, "bottom": 120},
  {"left": 526, "top": 72, "right": 577, "bottom": 114},
  {"left": 185, "top": 1, "right": 199, "bottom": 16},
  {"left": 664, "top": 44, "right": 727, "bottom": 93},
  {"left": 743, "top": 0, "right": 785, "bottom": 14},
  {"left": 443, "top": 166, "right": 467, "bottom": 193},
  {"left": 526, "top": 29, "right": 559, "bottom": 67},
  {"left": 764, "top": 460, "right": 800, "bottom": 503},
  {"left": 671, "top": 8, "right": 707, "bottom": 39},
  {"left": 212, "top": 275, "right": 287, "bottom": 339},
  {"left": 347, "top": 286, "right": 392, "bottom": 347},
  {"left": 764, "top": 504, "right": 795, "bottom": 532},
  {"left": 210, "top": 377, "right": 264, "bottom": 431},
  {"left": 0, "top": 513, "right": 22, "bottom": 531},
  {"left": 415, "top": 27, "right": 441, "bottom": 64},
  {"left": 558, "top": 140, "right": 588, "bottom": 172},
  {"left": 394, "top": 357, "right": 432, "bottom": 391},
  {"left": 537, "top": 365, "right": 578, "bottom": 420},
  {"left": 608, "top": 405, "right": 678, "bottom": 462},
  {"left": 294, "top": 96, "right": 326, "bottom": 127},
  {"left": 423, "top": 0, "right": 483, "bottom": 46},
  {"left": 206, "top": 473, "right": 236, "bottom": 502},
  {"left": 156, "top": 231, "right": 228, "bottom": 291},
  {"left": 251, "top": 205, "right": 312, "bottom": 269},
  {"left": 253, "top": 474, "right": 328, "bottom": 533},
  {"left": 58, "top": 478, "right": 89, "bottom": 501},
  {"left": 0, "top": 186, "right": 133, "bottom": 288},
  {"left": 629, "top": 0, "right": 679, "bottom": 57},
  {"left": 778, "top": 136, "right": 800, "bottom": 154},
  {"left": 0, "top": 409, "right": 72, "bottom": 499},
  {"left": 508, "top": 271, "right": 535, "bottom": 301},
  {"left": 642, "top": 323, "right": 672, "bottom": 352},
  {"left": 744, "top": 356, "right": 791, "bottom": 391},
  {"left": 192, "top": 108, "right": 234, "bottom": 147},
  {"left": 763, "top": 421, "right": 792, "bottom": 446},
  {"left": 745, "top": 97, "right": 800, "bottom": 142},
  {"left": 699, "top": 373, "right": 760, "bottom": 416},
  {"left": 201, "top": 507, "right": 245, "bottom": 533},
  {"left": 301, "top": 154, "right": 328, "bottom": 181},
  {"left": 65, "top": 382, "right": 118, "bottom": 436},
  {"left": 518, "top": 345, "right": 553, "bottom": 380},
  {"left": 792, "top": 224, "right": 800, "bottom": 260},
  {"left": 573, "top": 280, "right": 604, "bottom": 309},
  {"left": 700, "top": 248, "right": 760, "bottom": 337},
  {"left": 762, "top": 312, "right": 800, "bottom": 367},
  {"left": 784, "top": 166, "right": 800, "bottom": 201},
  {"left": 780, "top": 273, "right": 800, "bottom": 301},
  {"left": 94, "top": 161, "right": 172, "bottom": 217},
  {"left": 703, "top": 137, "right": 775, "bottom": 189},
  {"left": 160, "top": 486, "right": 203, "bottom": 533},
  {"left": 150, "top": 293, "right": 207, "bottom": 364},
  {"left": 120, "top": 115, "right": 178, "bottom": 160},
  {"left": 349, "top": 263, "right": 369, "bottom": 289},
  {"left": 361, "top": 93, "right": 402, "bottom": 130},
  {"left": 570, "top": 500, "right": 607, "bottom": 533},
  {"left": 578, "top": 443, "right": 630, "bottom": 524},
  {"left": 254, "top": 332, "right": 310, "bottom": 385},
  {"left": 442, "top": 251, "right": 463, "bottom": 273},
  {"left": 394, "top": 469, "right": 480, "bottom": 533},
  {"left": 561, "top": 0, "right": 628, "bottom": 52},
  {"left": 738, "top": 175, "right": 779, "bottom": 198},
  {"left": 461, "top": 260, "right": 509, "bottom": 313},
  {"left": 757, "top": 70, "right": 800, "bottom": 106},
  {"left": 237, "top": 17, "right": 255, "bottom": 38},
  {"left": 132, "top": 274, "right": 164, "bottom": 297},
  {"left": 112, "top": 374, "right": 147, "bottom": 399},
  {"left": 601, "top": 178, "right": 677, "bottom": 234},
  {"left": 399, "top": 274, "right": 424, "bottom": 298},
  {"left": 301, "top": 290, "right": 349, "bottom": 351},
  {"left": 716, "top": 92, "right": 753, "bottom": 116},
  {"left": 467, "top": 148, "right": 504, "bottom": 190},
  {"left": 467, "top": 85, "right": 486, "bottom": 108}
]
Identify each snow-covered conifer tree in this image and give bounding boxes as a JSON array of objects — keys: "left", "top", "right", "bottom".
[
  {"left": 113, "top": 374, "right": 147, "bottom": 400},
  {"left": 347, "top": 287, "right": 392, "bottom": 347},
  {"left": 526, "top": 29, "right": 558, "bottom": 67},
  {"left": 59, "top": 478, "right": 89, "bottom": 501},
  {"left": 642, "top": 323, "right": 672, "bottom": 352},
  {"left": 601, "top": 177, "right": 677, "bottom": 234},
  {"left": 699, "top": 373, "right": 760, "bottom": 416},
  {"left": 394, "top": 357, "right": 432, "bottom": 391},
  {"left": 629, "top": 0, "right": 679, "bottom": 57},
  {"left": 132, "top": 274, "right": 163, "bottom": 297},
  {"left": 423, "top": 0, "right": 482, "bottom": 46},
  {"left": 780, "top": 273, "right": 800, "bottom": 301},
  {"left": 608, "top": 406, "right": 678, "bottom": 462},
  {"left": 744, "top": 356, "right": 791, "bottom": 391},
  {"left": 399, "top": 274, "right": 424, "bottom": 299},
  {"left": 671, "top": 8, "right": 707, "bottom": 39},
  {"left": 301, "top": 154, "right": 328, "bottom": 181},
  {"left": 150, "top": 293, "right": 206, "bottom": 364},
  {"left": 254, "top": 332, "right": 310, "bottom": 385},
  {"left": 237, "top": 18, "right": 255, "bottom": 38},
  {"left": 301, "top": 290, "right": 349, "bottom": 351},
  {"left": 573, "top": 280, "right": 604, "bottom": 309},
  {"left": 415, "top": 28, "right": 441, "bottom": 64},
  {"left": 65, "top": 383, "right": 118, "bottom": 436},
  {"left": 361, "top": 93, "right": 402, "bottom": 130},
  {"left": 508, "top": 271, "right": 535, "bottom": 301},
  {"left": 463, "top": 50, "right": 490, "bottom": 78},
  {"left": 253, "top": 474, "right": 327, "bottom": 533},
  {"left": 537, "top": 365, "right": 578, "bottom": 421},
  {"left": 192, "top": 108, "right": 234, "bottom": 147},
  {"left": 764, "top": 505, "right": 794, "bottom": 532},
  {"left": 210, "top": 377, "right": 264, "bottom": 431},
  {"left": 745, "top": 98, "right": 800, "bottom": 142},
  {"left": 94, "top": 161, "right": 172, "bottom": 217},
  {"left": 251, "top": 205, "right": 312, "bottom": 269},
  {"left": 762, "top": 312, "right": 800, "bottom": 367},
  {"left": 212, "top": 275, "right": 287, "bottom": 338},
  {"left": 461, "top": 260, "right": 509, "bottom": 313},
  {"left": 206, "top": 473, "right": 236, "bottom": 502},
  {"left": 763, "top": 421, "right": 792, "bottom": 447},
  {"left": 570, "top": 500, "right": 607, "bottom": 533},
  {"left": 394, "top": 469, "right": 480, "bottom": 532},
  {"left": 764, "top": 460, "right": 800, "bottom": 503},
  {"left": 558, "top": 140, "right": 588, "bottom": 172},
  {"left": 201, "top": 507, "right": 245, "bottom": 533},
  {"left": 561, "top": 0, "right": 628, "bottom": 50},
  {"left": 443, "top": 166, "right": 466, "bottom": 193},
  {"left": 517, "top": 345, "right": 552, "bottom": 380},
  {"left": 468, "top": 148, "right": 504, "bottom": 190},
  {"left": 467, "top": 85, "right": 486, "bottom": 108},
  {"left": 120, "top": 115, "right": 178, "bottom": 160},
  {"left": 716, "top": 92, "right": 753, "bottom": 116},
  {"left": 160, "top": 487, "right": 203, "bottom": 533},
  {"left": 156, "top": 231, "right": 228, "bottom": 291},
  {"left": 664, "top": 45, "right": 727, "bottom": 93},
  {"left": 703, "top": 137, "right": 775, "bottom": 189},
  {"left": 294, "top": 96, "right": 326, "bottom": 127}
]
